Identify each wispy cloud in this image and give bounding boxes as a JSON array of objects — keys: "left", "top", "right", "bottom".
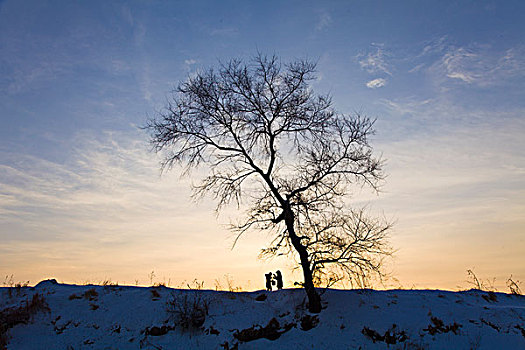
[
  {"left": 316, "top": 10, "right": 332, "bottom": 31},
  {"left": 358, "top": 44, "right": 392, "bottom": 76},
  {"left": 366, "top": 95, "right": 525, "bottom": 288},
  {"left": 139, "top": 61, "right": 152, "bottom": 101},
  {"left": 0, "top": 3, "right": 142, "bottom": 96},
  {"left": 403, "top": 36, "right": 525, "bottom": 95},
  {"left": 441, "top": 47, "right": 480, "bottom": 83},
  {"left": 423, "top": 42, "right": 525, "bottom": 88},
  {"left": 408, "top": 63, "right": 425, "bottom": 73},
  {"left": 120, "top": 5, "right": 134, "bottom": 26},
  {"left": 366, "top": 78, "right": 386, "bottom": 89},
  {"left": 184, "top": 59, "right": 197, "bottom": 72},
  {"left": 419, "top": 35, "right": 448, "bottom": 57},
  {"left": 0, "top": 130, "right": 203, "bottom": 242},
  {"left": 2, "top": 46, "right": 72, "bottom": 94},
  {"left": 380, "top": 97, "right": 433, "bottom": 117}
]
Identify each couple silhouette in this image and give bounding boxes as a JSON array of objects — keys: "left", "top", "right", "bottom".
[{"left": 265, "top": 270, "right": 283, "bottom": 291}]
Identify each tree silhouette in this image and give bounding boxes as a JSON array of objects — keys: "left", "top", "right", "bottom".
[{"left": 146, "top": 54, "right": 391, "bottom": 313}]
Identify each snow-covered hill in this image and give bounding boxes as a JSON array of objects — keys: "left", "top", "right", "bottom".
[{"left": 2, "top": 279, "right": 524, "bottom": 349}]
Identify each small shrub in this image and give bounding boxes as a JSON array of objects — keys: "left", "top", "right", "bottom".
[
  {"left": 214, "top": 274, "right": 242, "bottom": 292},
  {"left": 3, "top": 276, "right": 29, "bottom": 299},
  {"left": 148, "top": 270, "right": 156, "bottom": 286},
  {"left": 185, "top": 279, "right": 205, "bottom": 290},
  {"left": 166, "top": 292, "right": 210, "bottom": 331},
  {"left": 2, "top": 275, "right": 14, "bottom": 287},
  {"left": 507, "top": 276, "right": 522, "bottom": 295},
  {"left": 101, "top": 279, "right": 117, "bottom": 286},
  {"left": 466, "top": 269, "right": 495, "bottom": 291}
]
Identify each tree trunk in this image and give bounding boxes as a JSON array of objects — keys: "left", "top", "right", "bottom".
[
  {"left": 284, "top": 207, "right": 322, "bottom": 313},
  {"left": 298, "top": 250, "right": 322, "bottom": 313}
]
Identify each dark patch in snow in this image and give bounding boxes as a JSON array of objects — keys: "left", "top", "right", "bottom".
[
  {"left": 362, "top": 324, "right": 408, "bottom": 344},
  {"left": 151, "top": 289, "right": 161, "bottom": 300},
  {"left": 423, "top": 316, "right": 461, "bottom": 335},
  {"left": 482, "top": 291, "right": 498, "bottom": 303},
  {"left": 83, "top": 289, "right": 98, "bottom": 301},
  {"left": 220, "top": 341, "right": 239, "bottom": 350},
  {"left": 481, "top": 318, "right": 500, "bottom": 332},
  {"left": 234, "top": 317, "right": 294, "bottom": 342},
  {"left": 515, "top": 324, "right": 525, "bottom": 338},
  {"left": 145, "top": 325, "right": 175, "bottom": 336},
  {"left": 69, "top": 288, "right": 98, "bottom": 302},
  {"left": 363, "top": 327, "right": 383, "bottom": 341},
  {"left": 299, "top": 314, "right": 319, "bottom": 331},
  {"left": 53, "top": 320, "right": 72, "bottom": 334},
  {"left": 111, "top": 324, "right": 121, "bottom": 334},
  {"left": 205, "top": 325, "right": 220, "bottom": 335}
]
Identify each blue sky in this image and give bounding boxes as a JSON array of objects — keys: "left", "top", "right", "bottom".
[{"left": 1, "top": 1, "right": 524, "bottom": 290}]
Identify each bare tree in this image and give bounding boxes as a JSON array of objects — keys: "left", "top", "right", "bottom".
[{"left": 146, "top": 54, "right": 391, "bottom": 313}]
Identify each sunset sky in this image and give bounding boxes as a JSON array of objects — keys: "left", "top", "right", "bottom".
[{"left": 1, "top": 1, "right": 524, "bottom": 291}]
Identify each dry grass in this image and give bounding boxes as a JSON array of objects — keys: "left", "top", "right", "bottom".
[{"left": 1, "top": 293, "right": 49, "bottom": 349}]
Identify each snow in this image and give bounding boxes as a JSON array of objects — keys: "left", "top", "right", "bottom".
[{"left": 1, "top": 279, "right": 524, "bottom": 349}]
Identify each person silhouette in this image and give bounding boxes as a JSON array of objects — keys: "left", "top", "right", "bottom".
[
  {"left": 275, "top": 270, "right": 283, "bottom": 290},
  {"left": 265, "top": 272, "right": 273, "bottom": 291}
]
